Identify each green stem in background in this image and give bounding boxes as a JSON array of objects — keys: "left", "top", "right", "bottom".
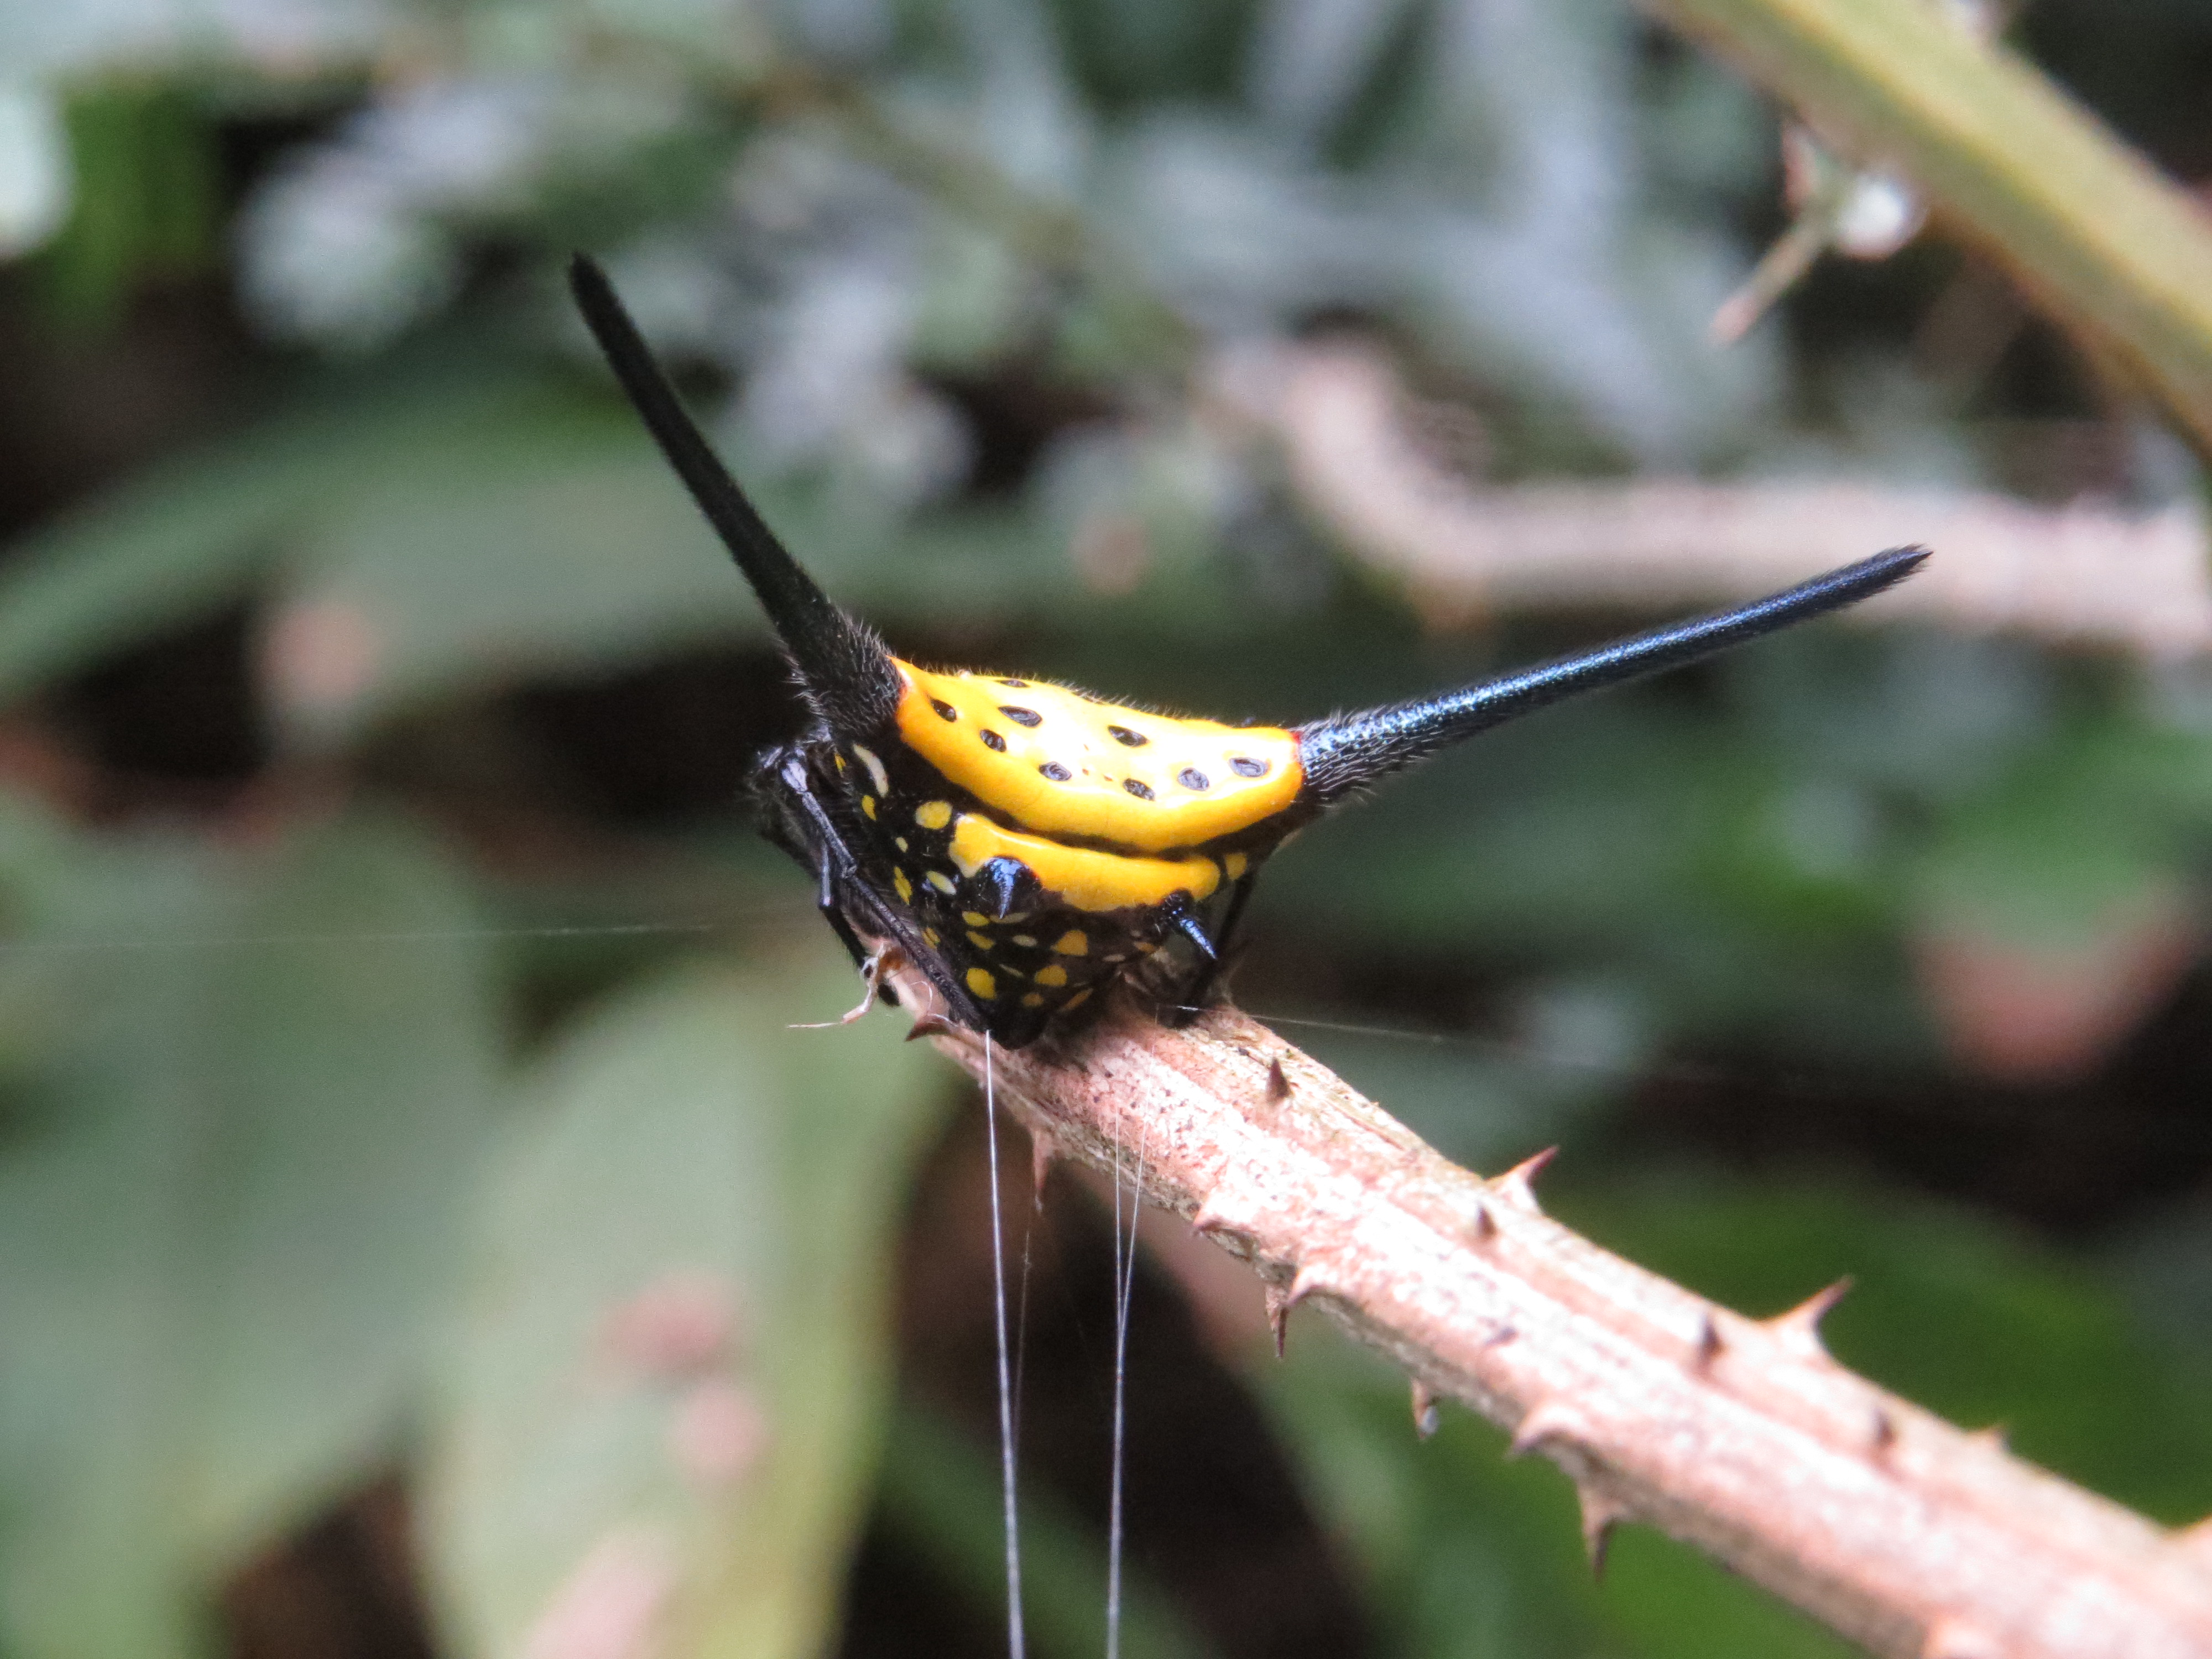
[{"left": 1645, "top": 0, "right": 2212, "bottom": 459}]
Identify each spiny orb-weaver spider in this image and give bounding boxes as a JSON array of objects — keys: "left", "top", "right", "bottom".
[{"left": 571, "top": 256, "right": 1927, "bottom": 1049}]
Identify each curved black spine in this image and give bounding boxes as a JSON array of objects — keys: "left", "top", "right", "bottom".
[
  {"left": 1296, "top": 546, "right": 1929, "bottom": 804},
  {"left": 568, "top": 255, "right": 901, "bottom": 734}
]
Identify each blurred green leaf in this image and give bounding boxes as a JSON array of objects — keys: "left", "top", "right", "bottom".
[
  {"left": 35, "top": 84, "right": 217, "bottom": 328},
  {"left": 421, "top": 950, "right": 946, "bottom": 1659},
  {"left": 0, "top": 348, "right": 544, "bottom": 703},
  {"left": 1913, "top": 716, "right": 2212, "bottom": 948},
  {"left": 0, "top": 804, "right": 501, "bottom": 1659}
]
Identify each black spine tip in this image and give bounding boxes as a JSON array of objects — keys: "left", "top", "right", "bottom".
[
  {"left": 1295, "top": 546, "right": 1931, "bottom": 804},
  {"left": 568, "top": 254, "right": 899, "bottom": 733}
]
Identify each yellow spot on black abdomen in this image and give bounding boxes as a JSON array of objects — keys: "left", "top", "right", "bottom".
[
  {"left": 966, "top": 967, "right": 997, "bottom": 999},
  {"left": 1052, "top": 930, "right": 1088, "bottom": 956},
  {"left": 1035, "top": 964, "right": 1068, "bottom": 988},
  {"left": 915, "top": 800, "right": 953, "bottom": 831}
]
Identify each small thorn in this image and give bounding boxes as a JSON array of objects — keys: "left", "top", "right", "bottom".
[
  {"left": 1264, "top": 1284, "right": 1292, "bottom": 1358},
  {"left": 1410, "top": 1379, "right": 1441, "bottom": 1439},
  {"left": 1692, "top": 1310, "right": 1724, "bottom": 1370},
  {"left": 1490, "top": 1146, "right": 1557, "bottom": 1213},
  {"left": 1190, "top": 1197, "right": 1229, "bottom": 1236},
  {"left": 1285, "top": 1260, "right": 1330, "bottom": 1310},
  {"left": 1965, "top": 1423, "right": 2008, "bottom": 1453},
  {"left": 904, "top": 1014, "right": 952, "bottom": 1042},
  {"left": 1921, "top": 1616, "right": 2001, "bottom": 1659},
  {"left": 1868, "top": 1406, "right": 1896, "bottom": 1458},
  {"left": 1265, "top": 1056, "right": 1291, "bottom": 1100},
  {"left": 1767, "top": 1277, "right": 1851, "bottom": 1358},
  {"left": 1576, "top": 1483, "right": 1627, "bottom": 1579},
  {"left": 1507, "top": 1396, "right": 1593, "bottom": 1460}
]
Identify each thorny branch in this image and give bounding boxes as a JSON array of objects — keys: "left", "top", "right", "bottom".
[{"left": 883, "top": 958, "right": 2212, "bottom": 1659}]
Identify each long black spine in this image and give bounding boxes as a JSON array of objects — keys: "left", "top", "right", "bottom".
[
  {"left": 568, "top": 255, "right": 900, "bottom": 732},
  {"left": 1296, "top": 546, "right": 1929, "bottom": 802}
]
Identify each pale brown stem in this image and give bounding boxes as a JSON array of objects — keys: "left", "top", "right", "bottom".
[
  {"left": 888, "top": 960, "right": 2212, "bottom": 1659},
  {"left": 1209, "top": 340, "right": 2212, "bottom": 659}
]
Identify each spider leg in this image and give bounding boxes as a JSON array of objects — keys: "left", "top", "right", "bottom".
[
  {"left": 1164, "top": 873, "right": 1256, "bottom": 1027},
  {"left": 814, "top": 846, "right": 874, "bottom": 974},
  {"left": 777, "top": 752, "right": 910, "bottom": 1009}
]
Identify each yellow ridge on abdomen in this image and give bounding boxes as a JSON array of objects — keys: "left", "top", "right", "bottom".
[
  {"left": 894, "top": 661, "right": 1301, "bottom": 853},
  {"left": 947, "top": 815, "right": 1221, "bottom": 913}
]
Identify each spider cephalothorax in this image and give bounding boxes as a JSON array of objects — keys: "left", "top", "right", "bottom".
[{"left": 571, "top": 256, "right": 1927, "bottom": 1048}]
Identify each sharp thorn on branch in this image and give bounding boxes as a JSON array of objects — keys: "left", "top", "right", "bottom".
[
  {"left": 904, "top": 1014, "right": 952, "bottom": 1042},
  {"left": 1490, "top": 1146, "right": 1557, "bottom": 1213},
  {"left": 1965, "top": 1423, "right": 2009, "bottom": 1453},
  {"left": 1693, "top": 1310, "right": 1724, "bottom": 1370},
  {"left": 1767, "top": 1276, "right": 1853, "bottom": 1359},
  {"left": 1265, "top": 1056, "right": 1291, "bottom": 1100},
  {"left": 1286, "top": 1259, "right": 1331, "bottom": 1311},
  {"left": 1264, "top": 1282, "right": 1292, "bottom": 1358},
  {"left": 1410, "top": 1379, "right": 1441, "bottom": 1439},
  {"left": 1507, "top": 1396, "right": 1595, "bottom": 1460},
  {"left": 1868, "top": 1406, "right": 1897, "bottom": 1458},
  {"left": 1577, "top": 1483, "right": 1628, "bottom": 1579},
  {"left": 1190, "top": 1194, "right": 1237, "bottom": 1238}
]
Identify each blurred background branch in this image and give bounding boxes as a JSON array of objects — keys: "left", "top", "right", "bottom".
[{"left": 1220, "top": 337, "right": 2212, "bottom": 655}]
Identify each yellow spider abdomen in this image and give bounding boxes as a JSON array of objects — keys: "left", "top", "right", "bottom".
[{"left": 894, "top": 662, "right": 1301, "bottom": 853}]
